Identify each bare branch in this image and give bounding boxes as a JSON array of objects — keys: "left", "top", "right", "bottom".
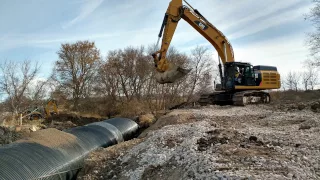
[{"left": 0, "top": 60, "right": 40, "bottom": 114}]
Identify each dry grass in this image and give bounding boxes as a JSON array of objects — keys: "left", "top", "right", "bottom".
[
  {"left": 0, "top": 126, "right": 22, "bottom": 145},
  {"left": 270, "top": 90, "right": 320, "bottom": 103},
  {"left": 118, "top": 99, "right": 150, "bottom": 118},
  {"left": 138, "top": 114, "right": 156, "bottom": 128}
]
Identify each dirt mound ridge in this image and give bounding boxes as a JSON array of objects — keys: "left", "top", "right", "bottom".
[{"left": 16, "top": 128, "right": 77, "bottom": 148}]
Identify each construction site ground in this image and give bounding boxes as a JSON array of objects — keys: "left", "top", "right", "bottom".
[{"left": 78, "top": 101, "right": 320, "bottom": 180}]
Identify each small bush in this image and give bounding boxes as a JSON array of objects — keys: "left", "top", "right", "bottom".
[
  {"left": 0, "top": 127, "right": 21, "bottom": 145},
  {"left": 138, "top": 114, "right": 156, "bottom": 128},
  {"left": 118, "top": 99, "right": 150, "bottom": 119},
  {"left": 270, "top": 90, "right": 320, "bottom": 103}
]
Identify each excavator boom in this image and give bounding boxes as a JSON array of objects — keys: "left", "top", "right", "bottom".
[{"left": 152, "top": 0, "right": 234, "bottom": 83}]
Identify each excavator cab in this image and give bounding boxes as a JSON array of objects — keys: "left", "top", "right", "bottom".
[{"left": 224, "top": 62, "right": 256, "bottom": 90}]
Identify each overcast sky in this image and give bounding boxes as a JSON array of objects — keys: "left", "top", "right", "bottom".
[{"left": 0, "top": 0, "right": 315, "bottom": 78}]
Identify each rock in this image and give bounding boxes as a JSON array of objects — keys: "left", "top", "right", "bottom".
[
  {"left": 299, "top": 124, "right": 311, "bottom": 130},
  {"left": 297, "top": 104, "right": 306, "bottom": 110},
  {"left": 299, "top": 119, "right": 318, "bottom": 130},
  {"left": 29, "top": 125, "right": 39, "bottom": 132},
  {"left": 249, "top": 136, "right": 258, "bottom": 142},
  {"left": 311, "top": 102, "right": 320, "bottom": 112}
]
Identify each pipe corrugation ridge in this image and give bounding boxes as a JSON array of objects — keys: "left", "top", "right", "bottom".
[
  {"left": 103, "top": 118, "right": 139, "bottom": 140},
  {"left": 0, "top": 118, "right": 138, "bottom": 180}
]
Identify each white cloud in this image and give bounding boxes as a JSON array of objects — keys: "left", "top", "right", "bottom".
[
  {"left": 228, "top": 3, "right": 312, "bottom": 40},
  {"left": 62, "top": 0, "right": 104, "bottom": 29},
  {"left": 176, "top": 32, "right": 310, "bottom": 77},
  {"left": 234, "top": 32, "right": 309, "bottom": 75}
]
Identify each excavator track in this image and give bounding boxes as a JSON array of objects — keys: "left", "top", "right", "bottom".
[
  {"left": 232, "top": 91, "right": 270, "bottom": 106},
  {"left": 198, "top": 90, "right": 271, "bottom": 106},
  {"left": 198, "top": 93, "right": 213, "bottom": 106}
]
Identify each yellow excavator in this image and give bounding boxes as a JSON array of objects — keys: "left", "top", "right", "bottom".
[
  {"left": 152, "top": 0, "right": 281, "bottom": 106},
  {"left": 24, "top": 99, "right": 59, "bottom": 120}
]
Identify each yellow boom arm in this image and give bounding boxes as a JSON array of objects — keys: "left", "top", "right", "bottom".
[
  {"left": 45, "top": 99, "right": 58, "bottom": 118},
  {"left": 152, "top": 0, "right": 234, "bottom": 83}
]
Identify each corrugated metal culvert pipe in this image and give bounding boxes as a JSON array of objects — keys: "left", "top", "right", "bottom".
[{"left": 0, "top": 118, "right": 138, "bottom": 180}]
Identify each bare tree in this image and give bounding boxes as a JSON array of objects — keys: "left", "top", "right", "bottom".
[
  {"left": 186, "top": 45, "right": 213, "bottom": 101},
  {"left": 0, "top": 60, "right": 40, "bottom": 114},
  {"left": 97, "top": 60, "right": 120, "bottom": 101},
  {"left": 302, "top": 71, "right": 311, "bottom": 91},
  {"left": 309, "top": 68, "right": 319, "bottom": 90},
  {"left": 285, "top": 71, "right": 300, "bottom": 91},
  {"left": 26, "top": 79, "right": 48, "bottom": 104},
  {"left": 94, "top": 44, "right": 217, "bottom": 113},
  {"left": 53, "top": 40, "right": 101, "bottom": 110},
  {"left": 306, "top": 0, "right": 320, "bottom": 65},
  {"left": 292, "top": 72, "right": 300, "bottom": 92},
  {"left": 302, "top": 59, "right": 319, "bottom": 90},
  {"left": 281, "top": 79, "right": 286, "bottom": 91}
]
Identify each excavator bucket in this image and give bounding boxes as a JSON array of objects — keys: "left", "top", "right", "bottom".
[{"left": 155, "top": 63, "right": 191, "bottom": 84}]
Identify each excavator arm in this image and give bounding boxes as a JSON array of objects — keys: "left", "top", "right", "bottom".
[
  {"left": 45, "top": 99, "right": 58, "bottom": 118},
  {"left": 153, "top": 0, "right": 234, "bottom": 84}
]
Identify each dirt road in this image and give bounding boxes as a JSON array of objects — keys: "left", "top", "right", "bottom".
[{"left": 79, "top": 104, "right": 320, "bottom": 180}]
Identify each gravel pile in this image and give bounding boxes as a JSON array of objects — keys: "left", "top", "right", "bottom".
[{"left": 80, "top": 105, "right": 320, "bottom": 180}]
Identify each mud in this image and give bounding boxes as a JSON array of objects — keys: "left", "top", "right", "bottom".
[{"left": 44, "top": 113, "right": 103, "bottom": 130}]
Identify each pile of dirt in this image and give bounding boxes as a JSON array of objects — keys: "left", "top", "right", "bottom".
[
  {"left": 79, "top": 104, "right": 320, "bottom": 180},
  {"left": 16, "top": 128, "right": 77, "bottom": 148},
  {"left": 273, "top": 100, "right": 320, "bottom": 112},
  {"left": 78, "top": 138, "right": 144, "bottom": 180},
  {"left": 139, "top": 110, "right": 199, "bottom": 138},
  {"left": 46, "top": 121, "right": 77, "bottom": 131},
  {"left": 44, "top": 113, "right": 103, "bottom": 130}
]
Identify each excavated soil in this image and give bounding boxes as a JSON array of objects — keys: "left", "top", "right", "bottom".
[
  {"left": 44, "top": 113, "right": 103, "bottom": 130},
  {"left": 80, "top": 104, "right": 320, "bottom": 180},
  {"left": 16, "top": 128, "right": 77, "bottom": 148}
]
